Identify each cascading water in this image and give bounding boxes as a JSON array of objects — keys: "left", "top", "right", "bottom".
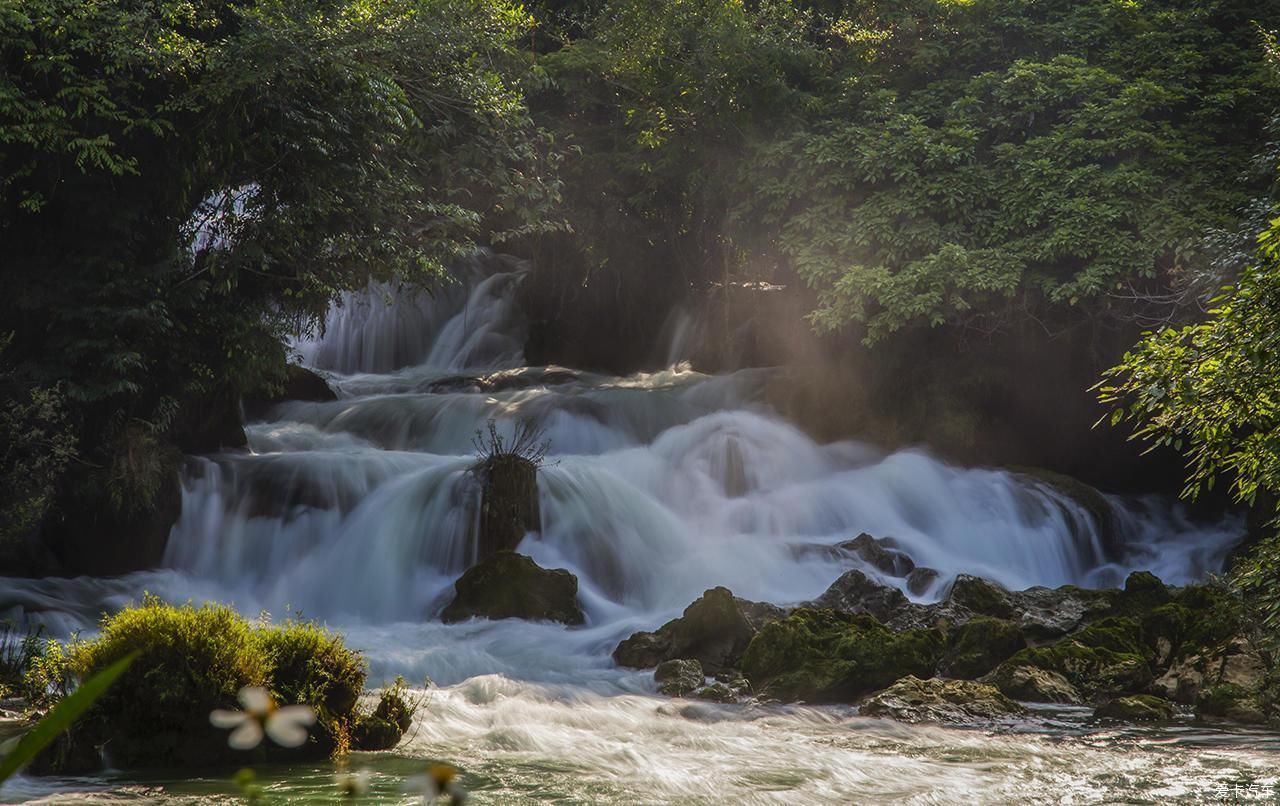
[{"left": 0, "top": 252, "right": 1261, "bottom": 804}]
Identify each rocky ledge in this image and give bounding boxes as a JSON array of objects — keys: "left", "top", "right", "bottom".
[{"left": 614, "top": 555, "right": 1277, "bottom": 727}]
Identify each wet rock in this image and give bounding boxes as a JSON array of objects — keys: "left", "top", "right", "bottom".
[
  {"left": 808, "top": 569, "right": 913, "bottom": 623},
  {"left": 906, "top": 567, "right": 941, "bottom": 596},
  {"left": 1094, "top": 695, "right": 1175, "bottom": 722},
  {"left": 1010, "top": 585, "right": 1115, "bottom": 640},
  {"left": 860, "top": 676, "right": 1027, "bottom": 724},
  {"left": 613, "top": 587, "right": 785, "bottom": 674},
  {"left": 1115, "top": 571, "right": 1172, "bottom": 614},
  {"left": 1196, "top": 683, "right": 1269, "bottom": 724},
  {"left": 475, "top": 454, "right": 540, "bottom": 559},
  {"left": 441, "top": 552, "right": 583, "bottom": 625},
  {"left": 839, "top": 533, "right": 915, "bottom": 577},
  {"left": 940, "top": 616, "right": 1025, "bottom": 679},
  {"left": 944, "top": 575, "right": 1017, "bottom": 620},
  {"left": 244, "top": 364, "right": 337, "bottom": 418},
  {"left": 740, "top": 608, "right": 945, "bottom": 703},
  {"left": 982, "top": 664, "right": 1082, "bottom": 704},
  {"left": 694, "top": 681, "right": 739, "bottom": 703},
  {"left": 655, "top": 659, "right": 704, "bottom": 697},
  {"left": 352, "top": 716, "right": 403, "bottom": 750}
]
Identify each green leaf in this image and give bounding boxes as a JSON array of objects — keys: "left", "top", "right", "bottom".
[{"left": 0, "top": 652, "right": 138, "bottom": 783}]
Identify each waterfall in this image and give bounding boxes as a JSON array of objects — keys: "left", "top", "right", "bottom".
[{"left": 0, "top": 251, "right": 1244, "bottom": 661}]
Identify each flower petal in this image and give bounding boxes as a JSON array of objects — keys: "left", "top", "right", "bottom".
[
  {"left": 228, "top": 718, "right": 264, "bottom": 750},
  {"left": 238, "top": 686, "right": 271, "bottom": 714},
  {"left": 264, "top": 718, "right": 308, "bottom": 748},
  {"left": 273, "top": 704, "right": 316, "bottom": 726},
  {"left": 210, "top": 709, "right": 249, "bottom": 729}
]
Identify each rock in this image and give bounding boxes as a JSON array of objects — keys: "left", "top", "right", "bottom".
[
  {"left": 982, "top": 664, "right": 1082, "bottom": 704},
  {"left": 613, "top": 587, "right": 785, "bottom": 674},
  {"left": 808, "top": 570, "right": 913, "bottom": 623},
  {"left": 1196, "top": 683, "right": 1269, "bottom": 724},
  {"left": 906, "top": 567, "right": 941, "bottom": 596},
  {"left": 860, "top": 676, "right": 1028, "bottom": 724},
  {"left": 243, "top": 365, "right": 337, "bottom": 419},
  {"left": 441, "top": 552, "right": 583, "bottom": 625},
  {"left": 988, "top": 616, "right": 1153, "bottom": 702},
  {"left": 475, "top": 454, "right": 540, "bottom": 559},
  {"left": 1115, "top": 571, "right": 1171, "bottom": 614},
  {"left": 944, "top": 575, "right": 1017, "bottom": 620},
  {"left": 694, "top": 681, "right": 739, "bottom": 703},
  {"left": 1010, "top": 585, "right": 1114, "bottom": 641},
  {"left": 740, "top": 608, "right": 945, "bottom": 703},
  {"left": 839, "top": 533, "right": 915, "bottom": 577},
  {"left": 940, "top": 616, "right": 1025, "bottom": 679},
  {"left": 352, "top": 716, "right": 402, "bottom": 750},
  {"left": 654, "top": 659, "right": 704, "bottom": 697},
  {"left": 1094, "top": 695, "right": 1175, "bottom": 722}
]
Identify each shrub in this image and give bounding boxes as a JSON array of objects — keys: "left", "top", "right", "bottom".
[{"left": 37, "top": 596, "right": 368, "bottom": 773}]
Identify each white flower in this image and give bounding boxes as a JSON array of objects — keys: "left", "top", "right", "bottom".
[
  {"left": 209, "top": 686, "right": 316, "bottom": 750},
  {"left": 404, "top": 764, "right": 466, "bottom": 804}
]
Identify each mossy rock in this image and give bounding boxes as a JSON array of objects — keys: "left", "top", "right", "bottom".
[
  {"left": 982, "top": 664, "right": 1081, "bottom": 704},
  {"left": 613, "top": 587, "right": 784, "bottom": 674},
  {"left": 36, "top": 597, "right": 367, "bottom": 773},
  {"left": 1196, "top": 683, "right": 1269, "bottom": 725},
  {"left": 944, "top": 575, "right": 1016, "bottom": 620},
  {"left": 998, "top": 617, "right": 1152, "bottom": 702},
  {"left": 654, "top": 658, "right": 704, "bottom": 697},
  {"left": 860, "top": 675, "right": 1027, "bottom": 724},
  {"left": 352, "top": 715, "right": 403, "bottom": 751},
  {"left": 740, "top": 608, "right": 944, "bottom": 703},
  {"left": 1093, "top": 695, "right": 1175, "bottom": 722},
  {"left": 941, "top": 617, "right": 1024, "bottom": 679},
  {"left": 442, "top": 551, "right": 583, "bottom": 625},
  {"left": 1113, "top": 572, "right": 1171, "bottom": 616}
]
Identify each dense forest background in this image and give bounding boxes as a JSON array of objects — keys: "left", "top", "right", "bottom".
[{"left": 2, "top": 0, "right": 1279, "bottom": 615}]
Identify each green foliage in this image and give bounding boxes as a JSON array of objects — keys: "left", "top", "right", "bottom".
[
  {"left": 254, "top": 619, "right": 367, "bottom": 719},
  {"left": 1102, "top": 214, "right": 1280, "bottom": 636},
  {"left": 0, "top": 0, "right": 556, "bottom": 546},
  {"left": 47, "top": 595, "right": 367, "bottom": 770},
  {"left": 0, "top": 652, "right": 135, "bottom": 784},
  {"left": 0, "top": 336, "right": 78, "bottom": 546},
  {"left": 739, "top": 0, "right": 1277, "bottom": 341}
]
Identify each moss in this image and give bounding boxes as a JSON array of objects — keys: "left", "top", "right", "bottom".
[
  {"left": 1093, "top": 695, "right": 1175, "bottom": 722},
  {"left": 442, "top": 551, "right": 583, "bottom": 625},
  {"left": 1196, "top": 683, "right": 1268, "bottom": 724},
  {"left": 741, "top": 608, "right": 944, "bottom": 703},
  {"left": 946, "top": 575, "right": 1015, "bottom": 619},
  {"left": 39, "top": 596, "right": 369, "bottom": 773},
  {"left": 941, "top": 617, "right": 1024, "bottom": 679},
  {"left": 255, "top": 620, "right": 367, "bottom": 718},
  {"left": 1113, "top": 571, "right": 1171, "bottom": 615},
  {"left": 352, "top": 676, "right": 417, "bottom": 751},
  {"left": 1003, "top": 617, "right": 1152, "bottom": 701}
]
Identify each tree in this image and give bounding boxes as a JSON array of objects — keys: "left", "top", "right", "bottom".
[{"left": 0, "top": 0, "right": 555, "bottom": 561}]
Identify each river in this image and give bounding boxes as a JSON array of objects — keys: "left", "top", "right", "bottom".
[{"left": 0, "top": 254, "right": 1273, "bottom": 803}]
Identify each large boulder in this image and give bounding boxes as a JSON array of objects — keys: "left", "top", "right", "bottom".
[
  {"left": 981, "top": 664, "right": 1082, "bottom": 704},
  {"left": 613, "top": 587, "right": 784, "bottom": 674},
  {"left": 243, "top": 365, "right": 338, "bottom": 419},
  {"left": 940, "top": 616, "right": 1025, "bottom": 679},
  {"left": 986, "top": 616, "right": 1153, "bottom": 703},
  {"left": 740, "top": 608, "right": 945, "bottom": 703},
  {"left": 860, "top": 676, "right": 1027, "bottom": 724},
  {"left": 441, "top": 552, "right": 583, "bottom": 625},
  {"left": 475, "top": 455, "right": 541, "bottom": 559}
]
